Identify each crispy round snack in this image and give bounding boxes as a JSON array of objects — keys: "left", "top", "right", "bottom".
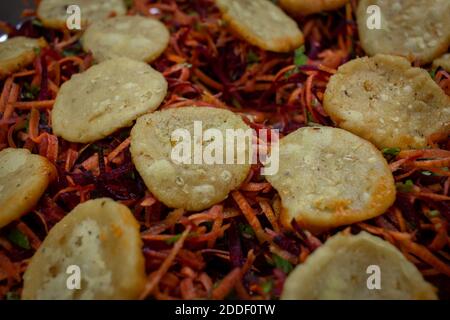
[
  {"left": 51, "top": 57, "right": 168, "bottom": 143},
  {"left": 357, "top": 0, "right": 450, "bottom": 64},
  {"left": 265, "top": 127, "right": 395, "bottom": 233},
  {"left": 0, "top": 148, "right": 56, "bottom": 228},
  {"left": 22, "top": 198, "right": 146, "bottom": 300},
  {"left": 131, "top": 107, "right": 252, "bottom": 211},
  {"left": 82, "top": 16, "right": 170, "bottom": 63},
  {"left": 214, "top": 0, "right": 304, "bottom": 52},
  {"left": 433, "top": 53, "right": 450, "bottom": 72},
  {"left": 281, "top": 232, "right": 437, "bottom": 300},
  {"left": 324, "top": 54, "right": 450, "bottom": 150},
  {"left": 0, "top": 37, "right": 46, "bottom": 79},
  {"left": 279, "top": 0, "right": 349, "bottom": 16},
  {"left": 37, "top": 0, "right": 126, "bottom": 29}
]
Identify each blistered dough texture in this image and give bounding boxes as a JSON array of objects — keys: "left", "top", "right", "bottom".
[
  {"left": 280, "top": 0, "right": 349, "bottom": 16},
  {"left": 0, "top": 148, "right": 56, "bottom": 228},
  {"left": 265, "top": 127, "right": 395, "bottom": 233},
  {"left": 51, "top": 57, "right": 167, "bottom": 143},
  {"left": 0, "top": 37, "right": 47, "bottom": 79},
  {"left": 82, "top": 16, "right": 170, "bottom": 63},
  {"left": 131, "top": 107, "right": 252, "bottom": 211},
  {"left": 215, "top": 0, "right": 304, "bottom": 52},
  {"left": 357, "top": 0, "right": 450, "bottom": 64},
  {"left": 281, "top": 232, "right": 437, "bottom": 300},
  {"left": 37, "top": 0, "right": 126, "bottom": 29},
  {"left": 22, "top": 198, "right": 146, "bottom": 300},
  {"left": 324, "top": 54, "right": 450, "bottom": 150}
]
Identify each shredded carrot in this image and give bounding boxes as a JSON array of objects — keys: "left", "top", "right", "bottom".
[
  {"left": 241, "top": 182, "right": 271, "bottom": 192},
  {"left": 180, "top": 278, "right": 197, "bottom": 299},
  {"left": 259, "top": 200, "right": 280, "bottom": 232},
  {"left": 207, "top": 205, "right": 224, "bottom": 248},
  {"left": 144, "top": 208, "right": 185, "bottom": 235},
  {"left": 194, "top": 69, "right": 224, "bottom": 91},
  {"left": 429, "top": 218, "right": 448, "bottom": 251},
  {"left": 2, "top": 83, "right": 19, "bottom": 120},
  {"left": 12, "top": 100, "right": 55, "bottom": 110},
  {"left": 16, "top": 222, "right": 41, "bottom": 250},
  {"left": 211, "top": 268, "right": 241, "bottom": 299},
  {"left": 0, "top": 77, "right": 13, "bottom": 112},
  {"left": 1, "top": 0, "right": 449, "bottom": 300},
  {"left": 107, "top": 137, "right": 131, "bottom": 162},
  {"left": 231, "top": 191, "right": 268, "bottom": 244},
  {"left": 12, "top": 70, "right": 36, "bottom": 79},
  {"left": 28, "top": 108, "right": 40, "bottom": 142},
  {"left": 398, "top": 149, "right": 450, "bottom": 159},
  {"left": 412, "top": 158, "right": 450, "bottom": 168},
  {"left": 401, "top": 240, "right": 450, "bottom": 277},
  {"left": 140, "top": 226, "right": 192, "bottom": 299}
]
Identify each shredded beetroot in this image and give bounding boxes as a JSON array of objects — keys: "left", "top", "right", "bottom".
[{"left": 0, "top": 0, "right": 448, "bottom": 300}]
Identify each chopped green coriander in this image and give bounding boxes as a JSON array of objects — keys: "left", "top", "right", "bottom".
[
  {"left": 294, "top": 46, "right": 308, "bottom": 67},
  {"left": 181, "top": 62, "right": 193, "bottom": 69},
  {"left": 8, "top": 228, "right": 31, "bottom": 250},
  {"left": 238, "top": 223, "right": 255, "bottom": 238},
  {"left": 272, "top": 254, "right": 293, "bottom": 273},
  {"left": 429, "top": 68, "right": 437, "bottom": 79},
  {"left": 165, "top": 232, "right": 197, "bottom": 245},
  {"left": 382, "top": 147, "right": 400, "bottom": 157},
  {"left": 165, "top": 234, "right": 182, "bottom": 244},
  {"left": 62, "top": 43, "right": 82, "bottom": 57},
  {"left": 31, "top": 19, "right": 43, "bottom": 27},
  {"left": 247, "top": 50, "right": 260, "bottom": 64},
  {"left": 427, "top": 210, "right": 440, "bottom": 218},
  {"left": 21, "top": 83, "right": 40, "bottom": 101},
  {"left": 396, "top": 179, "right": 414, "bottom": 193},
  {"left": 261, "top": 280, "right": 273, "bottom": 294}
]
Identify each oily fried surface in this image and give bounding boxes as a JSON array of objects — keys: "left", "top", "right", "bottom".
[
  {"left": 82, "top": 16, "right": 170, "bottom": 63},
  {"left": 357, "top": 0, "right": 450, "bottom": 64},
  {"left": 131, "top": 107, "right": 252, "bottom": 211},
  {"left": 51, "top": 57, "right": 168, "bottom": 143},
  {"left": 22, "top": 198, "right": 146, "bottom": 300},
  {"left": 324, "top": 54, "right": 450, "bottom": 150},
  {"left": 0, "top": 37, "right": 46, "bottom": 79},
  {"left": 266, "top": 127, "right": 396, "bottom": 233},
  {"left": 281, "top": 232, "right": 437, "bottom": 300},
  {"left": 37, "top": 0, "right": 126, "bottom": 29},
  {"left": 0, "top": 148, "right": 56, "bottom": 228},
  {"left": 215, "top": 0, "right": 304, "bottom": 52}
]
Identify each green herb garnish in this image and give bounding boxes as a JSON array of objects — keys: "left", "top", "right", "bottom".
[
  {"left": 261, "top": 280, "right": 273, "bottom": 294},
  {"left": 21, "top": 83, "right": 40, "bottom": 101},
  {"left": 294, "top": 46, "right": 308, "bottom": 67},
  {"left": 382, "top": 147, "right": 400, "bottom": 157},
  {"left": 165, "top": 232, "right": 197, "bottom": 245},
  {"left": 247, "top": 50, "right": 259, "bottom": 64},
  {"left": 427, "top": 210, "right": 440, "bottom": 218},
  {"left": 238, "top": 223, "right": 255, "bottom": 238},
  {"left": 272, "top": 254, "right": 293, "bottom": 273},
  {"left": 8, "top": 228, "right": 30, "bottom": 250},
  {"left": 429, "top": 68, "right": 437, "bottom": 79},
  {"left": 396, "top": 179, "right": 414, "bottom": 193}
]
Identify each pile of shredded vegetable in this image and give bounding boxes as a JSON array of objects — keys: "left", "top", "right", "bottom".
[{"left": 0, "top": 0, "right": 449, "bottom": 300}]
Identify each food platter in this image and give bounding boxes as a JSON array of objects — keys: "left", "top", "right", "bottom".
[{"left": 0, "top": 0, "right": 449, "bottom": 301}]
